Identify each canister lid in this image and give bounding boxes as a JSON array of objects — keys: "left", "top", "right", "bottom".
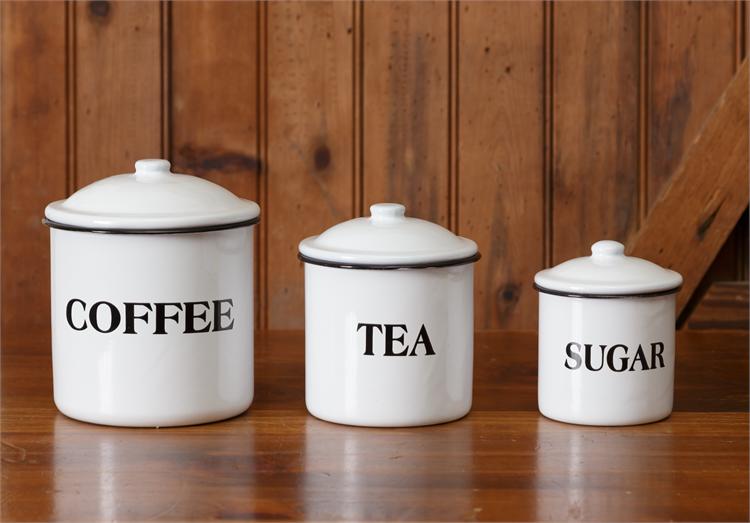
[
  {"left": 534, "top": 240, "right": 683, "bottom": 297},
  {"left": 44, "top": 159, "right": 260, "bottom": 233},
  {"left": 298, "top": 203, "right": 479, "bottom": 269}
]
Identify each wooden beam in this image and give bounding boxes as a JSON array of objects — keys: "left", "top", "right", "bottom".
[{"left": 628, "top": 60, "right": 749, "bottom": 315}]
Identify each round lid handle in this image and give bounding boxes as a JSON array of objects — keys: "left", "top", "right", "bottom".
[
  {"left": 134, "top": 159, "right": 173, "bottom": 180},
  {"left": 591, "top": 240, "right": 625, "bottom": 258},
  {"left": 370, "top": 203, "right": 406, "bottom": 225}
]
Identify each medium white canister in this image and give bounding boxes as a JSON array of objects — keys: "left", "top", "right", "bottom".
[
  {"left": 44, "top": 159, "right": 260, "bottom": 427},
  {"left": 299, "top": 203, "right": 480, "bottom": 427},
  {"left": 534, "top": 240, "right": 683, "bottom": 426}
]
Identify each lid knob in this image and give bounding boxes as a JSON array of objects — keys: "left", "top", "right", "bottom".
[
  {"left": 134, "top": 159, "right": 172, "bottom": 179},
  {"left": 591, "top": 240, "right": 625, "bottom": 258},
  {"left": 370, "top": 203, "right": 406, "bottom": 225}
]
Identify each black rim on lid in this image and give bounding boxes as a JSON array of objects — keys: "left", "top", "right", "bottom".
[
  {"left": 298, "top": 252, "right": 481, "bottom": 270},
  {"left": 533, "top": 282, "right": 681, "bottom": 299},
  {"left": 42, "top": 216, "right": 260, "bottom": 235}
]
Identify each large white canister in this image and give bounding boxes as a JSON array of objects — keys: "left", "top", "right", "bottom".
[
  {"left": 44, "top": 159, "right": 260, "bottom": 427},
  {"left": 299, "top": 203, "right": 480, "bottom": 427},
  {"left": 534, "top": 240, "right": 683, "bottom": 426}
]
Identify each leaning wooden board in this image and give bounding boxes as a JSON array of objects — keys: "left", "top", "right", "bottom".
[
  {"left": 647, "top": 1, "right": 747, "bottom": 305},
  {"left": 1, "top": 330, "right": 747, "bottom": 521},
  {"left": 628, "top": 60, "right": 749, "bottom": 316}
]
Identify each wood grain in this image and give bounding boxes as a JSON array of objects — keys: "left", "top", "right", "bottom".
[
  {"left": 647, "top": 1, "right": 736, "bottom": 206},
  {"left": 362, "top": 1, "right": 450, "bottom": 225},
  {"left": 170, "top": 2, "right": 259, "bottom": 191},
  {"left": 458, "top": 2, "right": 544, "bottom": 330},
  {"left": 686, "top": 281, "right": 748, "bottom": 330},
  {"left": 170, "top": 1, "right": 260, "bottom": 323},
  {"left": 0, "top": 2, "right": 67, "bottom": 346},
  {"left": 74, "top": 1, "right": 163, "bottom": 186},
  {"left": 648, "top": 1, "right": 742, "bottom": 292},
  {"left": 0, "top": 2, "right": 747, "bottom": 337},
  {"left": 1, "top": 330, "right": 747, "bottom": 521},
  {"left": 629, "top": 60, "right": 749, "bottom": 316},
  {"left": 266, "top": 2, "right": 354, "bottom": 329},
  {"left": 552, "top": 1, "right": 640, "bottom": 264}
]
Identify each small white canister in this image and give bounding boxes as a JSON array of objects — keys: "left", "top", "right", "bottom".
[
  {"left": 299, "top": 203, "right": 480, "bottom": 427},
  {"left": 534, "top": 240, "right": 683, "bottom": 426},
  {"left": 44, "top": 159, "right": 260, "bottom": 427}
]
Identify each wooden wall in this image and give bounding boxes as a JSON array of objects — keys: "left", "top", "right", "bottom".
[{"left": 1, "top": 1, "right": 747, "bottom": 344}]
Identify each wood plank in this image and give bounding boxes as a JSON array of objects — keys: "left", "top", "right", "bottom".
[
  {"left": 552, "top": 2, "right": 640, "bottom": 263},
  {"left": 648, "top": 1, "right": 741, "bottom": 289},
  {"left": 628, "top": 61, "right": 749, "bottom": 315},
  {"left": 458, "top": 2, "right": 544, "bottom": 329},
  {"left": 1, "top": 330, "right": 748, "bottom": 521},
  {"left": 170, "top": 1, "right": 259, "bottom": 324},
  {"left": 0, "top": 2, "right": 68, "bottom": 347},
  {"left": 362, "top": 1, "right": 450, "bottom": 225},
  {"left": 648, "top": 1, "right": 736, "bottom": 206},
  {"left": 686, "top": 281, "right": 748, "bottom": 330},
  {"left": 266, "top": 2, "right": 354, "bottom": 329},
  {"left": 75, "top": 1, "right": 162, "bottom": 186},
  {"left": 170, "top": 2, "right": 258, "bottom": 191}
]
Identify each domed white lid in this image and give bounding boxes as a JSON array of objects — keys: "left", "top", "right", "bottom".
[
  {"left": 44, "top": 159, "right": 260, "bottom": 231},
  {"left": 534, "top": 240, "right": 682, "bottom": 296},
  {"left": 298, "top": 203, "right": 479, "bottom": 268}
]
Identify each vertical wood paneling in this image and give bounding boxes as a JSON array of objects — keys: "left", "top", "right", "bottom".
[
  {"left": 75, "top": 1, "right": 162, "bottom": 186},
  {"left": 266, "top": 2, "right": 354, "bottom": 329},
  {"left": 448, "top": 1, "right": 459, "bottom": 234},
  {"left": 552, "top": 2, "right": 640, "bottom": 263},
  {"left": 648, "top": 1, "right": 740, "bottom": 306},
  {"left": 170, "top": 2, "right": 260, "bottom": 323},
  {"left": 458, "top": 2, "right": 544, "bottom": 330},
  {"left": 258, "top": 1, "right": 269, "bottom": 330},
  {"left": 362, "top": 2, "right": 450, "bottom": 225},
  {"left": 170, "top": 2, "right": 258, "bottom": 190},
  {"left": 0, "top": 3, "right": 746, "bottom": 336},
  {"left": 1, "top": 2, "right": 67, "bottom": 347},
  {"left": 353, "top": 1, "right": 364, "bottom": 217}
]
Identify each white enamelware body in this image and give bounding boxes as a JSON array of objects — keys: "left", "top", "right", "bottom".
[
  {"left": 304, "top": 263, "right": 474, "bottom": 427},
  {"left": 538, "top": 292, "right": 676, "bottom": 426},
  {"left": 50, "top": 226, "right": 254, "bottom": 427}
]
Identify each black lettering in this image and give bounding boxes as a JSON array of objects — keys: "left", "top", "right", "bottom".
[
  {"left": 154, "top": 303, "right": 183, "bottom": 335},
  {"left": 212, "top": 299, "right": 234, "bottom": 332},
  {"left": 564, "top": 342, "right": 582, "bottom": 370},
  {"left": 89, "top": 301, "right": 121, "bottom": 333},
  {"left": 66, "top": 299, "right": 87, "bottom": 331},
  {"left": 184, "top": 301, "right": 211, "bottom": 334},
  {"left": 607, "top": 344, "right": 629, "bottom": 372},
  {"left": 357, "top": 323, "right": 383, "bottom": 356},
  {"left": 629, "top": 344, "right": 649, "bottom": 371},
  {"left": 409, "top": 324, "right": 436, "bottom": 356},
  {"left": 384, "top": 324, "right": 409, "bottom": 356},
  {"left": 584, "top": 344, "right": 605, "bottom": 371},
  {"left": 651, "top": 342, "right": 665, "bottom": 369},
  {"left": 123, "top": 302, "right": 152, "bottom": 334}
]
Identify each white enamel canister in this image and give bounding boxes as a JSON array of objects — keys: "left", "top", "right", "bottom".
[
  {"left": 44, "top": 159, "right": 260, "bottom": 427},
  {"left": 299, "top": 203, "right": 480, "bottom": 427},
  {"left": 534, "top": 240, "right": 683, "bottom": 426}
]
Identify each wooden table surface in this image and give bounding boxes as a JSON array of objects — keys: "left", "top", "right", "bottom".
[{"left": 1, "top": 330, "right": 747, "bottom": 522}]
